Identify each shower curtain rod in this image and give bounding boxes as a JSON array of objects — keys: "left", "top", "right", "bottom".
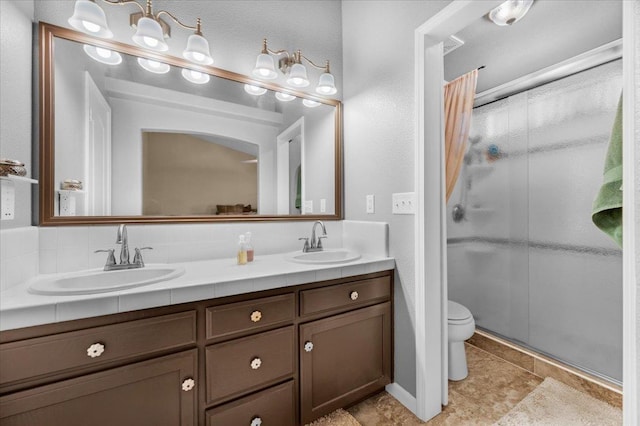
[{"left": 473, "top": 39, "right": 622, "bottom": 108}]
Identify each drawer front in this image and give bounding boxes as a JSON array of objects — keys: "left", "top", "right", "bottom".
[
  {"left": 300, "top": 276, "right": 391, "bottom": 317},
  {"left": 206, "top": 293, "right": 294, "bottom": 341},
  {"left": 206, "top": 380, "right": 295, "bottom": 426},
  {"left": 0, "top": 311, "right": 196, "bottom": 386},
  {"left": 205, "top": 326, "right": 294, "bottom": 405}
]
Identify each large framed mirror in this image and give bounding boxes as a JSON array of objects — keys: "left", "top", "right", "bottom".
[{"left": 39, "top": 22, "right": 342, "bottom": 225}]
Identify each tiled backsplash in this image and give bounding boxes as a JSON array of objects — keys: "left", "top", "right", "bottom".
[
  {"left": 0, "top": 227, "right": 39, "bottom": 291},
  {"left": 0, "top": 221, "right": 389, "bottom": 291}
]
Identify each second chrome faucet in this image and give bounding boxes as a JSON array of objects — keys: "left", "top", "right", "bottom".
[
  {"left": 299, "top": 221, "right": 327, "bottom": 253},
  {"left": 95, "top": 224, "right": 152, "bottom": 271}
]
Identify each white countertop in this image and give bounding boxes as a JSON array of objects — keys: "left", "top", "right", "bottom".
[{"left": 0, "top": 252, "right": 395, "bottom": 331}]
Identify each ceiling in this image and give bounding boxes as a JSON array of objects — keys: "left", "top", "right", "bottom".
[{"left": 444, "top": 0, "right": 622, "bottom": 94}]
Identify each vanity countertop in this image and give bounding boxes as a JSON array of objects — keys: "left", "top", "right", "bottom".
[{"left": 0, "top": 252, "right": 395, "bottom": 331}]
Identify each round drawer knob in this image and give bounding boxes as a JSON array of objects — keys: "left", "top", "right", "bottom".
[
  {"left": 250, "top": 310, "right": 262, "bottom": 323},
  {"left": 350, "top": 291, "right": 359, "bottom": 301},
  {"left": 251, "top": 416, "right": 262, "bottom": 426},
  {"left": 250, "top": 357, "right": 262, "bottom": 370},
  {"left": 181, "top": 378, "right": 195, "bottom": 392},
  {"left": 86, "top": 343, "right": 105, "bottom": 358},
  {"left": 304, "top": 341, "right": 314, "bottom": 352}
]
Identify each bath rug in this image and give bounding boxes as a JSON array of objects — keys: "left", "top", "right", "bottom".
[
  {"left": 306, "top": 408, "right": 361, "bottom": 426},
  {"left": 493, "top": 377, "right": 622, "bottom": 426}
]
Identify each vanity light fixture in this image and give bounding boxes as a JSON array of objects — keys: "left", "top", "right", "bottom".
[
  {"left": 181, "top": 68, "right": 210, "bottom": 85},
  {"left": 68, "top": 0, "right": 213, "bottom": 65},
  {"left": 302, "top": 99, "right": 321, "bottom": 108},
  {"left": 137, "top": 57, "right": 170, "bottom": 74},
  {"left": 275, "top": 92, "right": 296, "bottom": 102},
  {"left": 252, "top": 38, "right": 337, "bottom": 96},
  {"left": 83, "top": 45, "right": 122, "bottom": 65},
  {"left": 244, "top": 84, "right": 267, "bottom": 96},
  {"left": 488, "top": 0, "right": 534, "bottom": 26}
]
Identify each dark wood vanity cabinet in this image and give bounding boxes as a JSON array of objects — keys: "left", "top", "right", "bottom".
[{"left": 0, "top": 270, "right": 393, "bottom": 425}]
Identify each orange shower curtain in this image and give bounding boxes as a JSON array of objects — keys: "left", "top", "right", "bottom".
[{"left": 444, "top": 69, "right": 478, "bottom": 202}]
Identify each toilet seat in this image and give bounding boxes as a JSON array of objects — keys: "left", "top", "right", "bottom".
[{"left": 448, "top": 300, "right": 471, "bottom": 322}]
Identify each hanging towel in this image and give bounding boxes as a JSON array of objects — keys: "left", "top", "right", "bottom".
[
  {"left": 592, "top": 94, "right": 622, "bottom": 247},
  {"left": 295, "top": 165, "right": 302, "bottom": 210}
]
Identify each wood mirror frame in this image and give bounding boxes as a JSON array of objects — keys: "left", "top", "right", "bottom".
[{"left": 39, "top": 22, "right": 343, "bottom": 225}]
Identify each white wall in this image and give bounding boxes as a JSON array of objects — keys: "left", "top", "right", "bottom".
[
  {"left": 633, "top": 1, "right": 640, "bottom": 423},
  {"left": 0, "top": 0, "right": 34, "bottom": 229},
  {"left": 342, "top": 0, "right": 452, "bottom": 397},
  {"left": 303, "top": 105, "right": 335, "bottom": 214}
]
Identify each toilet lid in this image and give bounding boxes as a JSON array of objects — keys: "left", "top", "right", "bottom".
[{"left": 448, "top": 301, "right": 472, "bottom": 321}]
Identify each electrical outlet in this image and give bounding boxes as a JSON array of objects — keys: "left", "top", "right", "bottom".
[
  {"left": 392, "top": 192, "right": 415, "bottom": 215},
  {"left": 304, "top": 200, "right": 313, "bottom": 214},
  {"left": 320, "top": 198, "right": 326, "bottom": 213},
  {"left": 1, "top": 180, "right": 15, "bottom": 220},
  {"left": 366, "top": 194, "right": 375, "bottom": 214}
]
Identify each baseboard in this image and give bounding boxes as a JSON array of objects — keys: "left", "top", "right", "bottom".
[{"left": 385, "top": 382, "right": 417, "bottom": 414}]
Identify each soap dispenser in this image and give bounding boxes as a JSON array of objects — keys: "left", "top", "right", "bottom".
[
  {"left": 245, "top": 232, "right": 254, "bottom": 262},
  {"left": 237, "top": 234, "right": 248, "bottom": 265}
]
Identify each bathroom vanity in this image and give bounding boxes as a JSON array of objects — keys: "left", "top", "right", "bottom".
[{"left": 0, "top": 269, "right": 393, "bottom": 425}]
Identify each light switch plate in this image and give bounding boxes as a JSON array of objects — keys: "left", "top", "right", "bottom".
[
  {"left": 392, "top": 192, "right": 415, "bottom": 215},
  {"left": 366, "top": 194, "right": 375, "bottom": 214},
  {"left": 320, "top": 198, "right": 326, "bottom": 213},
  {"left": 304, "top": 200, "right": 313, "bottom": 213}
]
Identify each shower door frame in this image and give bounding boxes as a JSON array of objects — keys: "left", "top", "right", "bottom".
[{"left": 413, "top": 1, "right": 637, "bottom": 424}]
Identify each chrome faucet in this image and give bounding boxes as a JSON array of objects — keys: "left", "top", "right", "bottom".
[
  {"left": 95, "top": 224, "right": 152, "bottom": 271},
  {"left": 299, "top": 221, "right": 327, "bottom": 252}
]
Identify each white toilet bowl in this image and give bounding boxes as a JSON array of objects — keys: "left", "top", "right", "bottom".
[{"left": 448, "top": 300, "right": 475, "bottom": 381}]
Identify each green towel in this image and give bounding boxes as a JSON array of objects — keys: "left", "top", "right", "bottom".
[
  {"left": 295, "top": 165, "right": 302, "bottom": 210},
  {"left": 592, "top": 94, "right": 623, "bottom": 247}
]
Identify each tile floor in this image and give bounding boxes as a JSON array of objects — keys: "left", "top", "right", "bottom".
[{"left": 348, "top": 343, "right": 543, "bottom": 425}]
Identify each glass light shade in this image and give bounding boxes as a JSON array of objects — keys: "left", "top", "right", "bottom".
[
  {"left": 275, "top": 92, "right": 296, "bottom": 102},
  {"left": 181, "top": 68, "right": 210, "bottom": 84},
  {"left": 286, "top": 63, "right": 310, "bottom": 87},
  {"left": 244, "top": 84, "right": 267, "bottom": 96},
  {"left": 137, "top": 57, "right": 170, "bottom": 74},
  {"left": 83, "top": 45, "right": 122, "bottom": 65},
  {"left": 183, "top": 34, "right": 213, "bottom": 65},
  {"left": 488, "top": 0, "right": 534, "bottom": 26},
  {"left": 303, "top": 99, "right": 321, "bottom": 108},
  {"left": 315, "top": 72, "right": 337, "bottom": 95},
  {"left": 68, "top": 0, "right": 113, "bottom": 38},
  {"left": 132, "top": 17, "right": 168, "bottom": 51},
  {"left": 252, "top": 53, "right": 278, "bottom": 79}
]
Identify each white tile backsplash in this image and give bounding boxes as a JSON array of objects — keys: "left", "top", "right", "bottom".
[{"left": 0, "top": 227, "right": 39, "bottom": 291}]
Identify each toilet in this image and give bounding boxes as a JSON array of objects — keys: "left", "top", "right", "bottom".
[{"left": 448, "top": 300, "right": 475, "bottom": 381}]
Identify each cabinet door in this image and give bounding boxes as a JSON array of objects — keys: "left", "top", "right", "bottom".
[
  {"left": 300, "top": 303, "right": 391, "bottom": 424},
  {"left": 0, "top": 349, "right": 197, "bottom": 426}
]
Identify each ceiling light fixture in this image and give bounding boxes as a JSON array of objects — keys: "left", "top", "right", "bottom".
[
  {"left": 83, "top": 45, "right": 122, "bottom": 65},
  {"left": 69, "top": 0, "right": 213, "bottom": 64},
  {"left": 181, "top": 68, "right": 210, "bottom": 85},
  {"left": 244, "top": 84, "right": 267, "bottom": 96},
  {"left": 275, "top": 92, "right": 296, "bottom": 102},
  {"left": 488, "top": 0, "right": 534, "bottom": 26},
  {"left": 252, "top": 38, "right": 337, "bottom": 96},
  {"left": 302, "top": 99, "right": 321, "bottom": 108}
]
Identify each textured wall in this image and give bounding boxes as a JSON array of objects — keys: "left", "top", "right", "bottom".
[
  {"left": 0, "top": 1, "right": 34, "bottom": 229},
  {"left": 342, "top": 0, "right": 451, "bottom": 397}
]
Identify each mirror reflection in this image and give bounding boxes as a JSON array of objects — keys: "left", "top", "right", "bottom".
[{"left": 52, "top": 35, "right": 338, "bottom": 218}]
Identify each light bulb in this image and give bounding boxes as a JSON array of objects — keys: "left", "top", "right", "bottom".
[
  {"left": 275, "top": 92, "right": 296, "bottom": 102},
  {"left": 191, "top": 52, "right": 205, "bottom": 62},
  {"left": 82, "top": 20, "right": 100, "bottom": 33},
  {"left": 95, "top": 47, "right": 111, "bottom": 58},
  {"left": 303, "top": 99, "right": 321, "bottom": 108},
  {"left": 244, "top": 84, "right": 267, "bottom": 96},
  {"left": 137, "top": 57, "right": 170, "bottom": 74},
  {"left": 181, "top": 68, "right": 210, "bottom": 84},
  {"left": 143, "top": 36, "right": 159, "bottom": 48},
  {"left": 83, "top": 44, "right": 122, "bottom": 65}
]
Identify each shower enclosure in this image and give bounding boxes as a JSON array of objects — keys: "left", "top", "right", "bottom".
[{"left": 447, "top": 59, "right": 623, "bottom": 382}]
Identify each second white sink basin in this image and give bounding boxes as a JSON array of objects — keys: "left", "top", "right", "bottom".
[
  {"left": 287, "top": 249, "right": 361, "bottom": 264},
  {"left": 28, "top": 264, "right": 185, "bottom": 295}
]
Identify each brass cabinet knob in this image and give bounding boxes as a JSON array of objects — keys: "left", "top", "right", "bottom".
[
  {"left": 250, "top": 357, "right": 262, "bottom": 370},
  {"left": 350, "top": 291, "right": 359, "bottom": 301},
  {"left": 250, "top": 310, "right": 262, "bottom": 323},
  {"left": 181, "top": 378, "right": 195, "bottom": 392},
  {"left": 86, "top": 343, "right": 105, "bottom": 358},
  {"left": 250, "top": 416, "right": 263, "bottom": 426},
  {"left": 304, "top": 341, "right": 314, "bottom": 352}
]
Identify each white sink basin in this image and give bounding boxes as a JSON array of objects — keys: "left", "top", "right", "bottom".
[
  {"left": 28, "top": 264, "right": 185, "bottom": 295},
  {"left": 286, "top": 249, "right": 361, "bottom": 264}
]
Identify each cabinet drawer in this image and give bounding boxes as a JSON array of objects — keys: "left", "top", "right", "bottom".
[
  {"left": 206, "top": 293, "right": 294, "bottom": 341},
  {"left": 206, "top": 380, "right": 295, "bottom": 426},
  {"left": 300, "top": 276, "right": 391, "bottom": 317},
  {"left": 0, "top": 349, "right": 197, "bottom": 426},
  {"left": 205, "top": 326, "right": 294, "bottom": 405},
  {"left": 0, "top": 311, "right": 196, "bottom": 386}
]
